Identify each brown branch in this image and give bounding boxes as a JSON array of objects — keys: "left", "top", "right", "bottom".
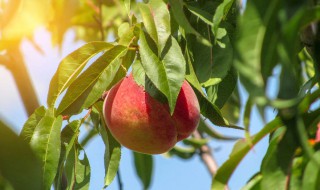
[
  {"left": 193, "top": 129, "right": 230, "bottom": 190},
  {"left": 4, "top": 47, "right": 40, "bottom": 116}
]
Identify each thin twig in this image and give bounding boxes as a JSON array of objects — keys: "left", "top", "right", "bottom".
[
  {"left": 117, "top": 170, "right": 123, "bottom": 190},
  {"left": 98, "top": 0, "right": 105, "bottom": 41}
]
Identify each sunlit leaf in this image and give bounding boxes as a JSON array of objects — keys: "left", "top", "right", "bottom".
[
  {"left": 0, "top": 120, "right": 42, "bottom": 190},
  {"left": 56, "top": 45, "right": 128, "bottom": 115},
  {"left": 133, "top": 152, "right": 153, "bottom": 190},
  {"left": 47, "top": 42, "right": 114, "bottom": 107},
  {"left": 30, "top": 115, "right": 63, "bottom": 190},
  {"left": 211, "top": 118, "right": 282, "bottom": 190},
  {"left": 20, "top": 106, "right": 46, "bottom": 143}
]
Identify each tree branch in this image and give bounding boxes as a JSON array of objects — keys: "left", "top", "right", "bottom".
[
  {"left": 193, "top": 130, "right": 219, "bottom": 176},
  {"left": 4, "top": 47, "right": 40, "bottom": 116},
  {"left": 193, "top": 128, "right": 229, "bottom": 190}
]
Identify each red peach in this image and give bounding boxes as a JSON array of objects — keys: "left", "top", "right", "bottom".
[{"left": 103, "top": 74, "right": 200, "bottom": 154}]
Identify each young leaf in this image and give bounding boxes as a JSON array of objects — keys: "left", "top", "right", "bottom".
[
  {"left": 56, "top": 45, "right": 128, "bottom": 115},
  {"left": 139, "top": 30, "right": 186, "bottom": 114},
  {"left": 133, "top": 152, "right": 153, "bottom": 190},
  {"left": 0, "top": 120, "right": 42, "bottom": 190},
  {"left": 211, "top": 118, "right": 282, "bottom": 190},
  {"left": 47, "top": 42, "right": 114, "bottom": 107},
  {"left": 29, "top": 115, "right": 63, "bottom": 190},
  {"left": 65, "top": 144, "right": 90, "bottom": 190}
]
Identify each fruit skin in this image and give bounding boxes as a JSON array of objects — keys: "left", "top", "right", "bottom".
[{"left": 103, "top": 74, "right": 200, "bottom": 154}]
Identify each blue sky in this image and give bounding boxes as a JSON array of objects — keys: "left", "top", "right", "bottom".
[{"left": 0, "top": 26, "right": 277, "bottom": 190}]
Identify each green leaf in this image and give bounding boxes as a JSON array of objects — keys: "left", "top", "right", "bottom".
[
  {"left": 302, "top": 151, "right": 320, "bottom": 190},
  {"left": 185, "top": 4, "right": 213, "bottom": 26},
  {"left": 139, "top": 30, "right": 186, "bottom": 114},
  {"left": 93, "top": 102, "right": 121, "bottom": 187},
  {"left": 183, "top": 138, "right": 209, "bottom": 148},
  {"left": 55, "top": 120, "right": 82, "bottom": 189},
  {"left": 29, "top": 114, "right": 63, "bottom": 190},
  {"left": 193, "top": 86, "right": 241, "bottom": 129},
  {"left": 241, "top": 174, "right": 262, "bottom": 190},
  {"left": 47, "top": 42, "right": 114, "bottom": 107},
  {"left": 211, "top": 118, "right": 282, "bottom": 190},
  {"left": 168, "top": 0, "right": 211, "bottom": 46},
  {"left": 211, "top": 67, "right": 238, "bottom": 109},
  {"left": 220, "top": 86, "right": 241, "bottom": 124},
  {"left": 20, "top": 106, "right": 46, "bottom": 143},
  {"left": 65, "top": 144, "right": 90, "bottom": 190},
  {"left": 118, "top": 24, "right": 140, "bottom": 46},
  {"left": 234, "top": 1, "right": 274, "bottom": 98},
  {"left": 197, "top": 119, "right": 239, "bottom": 140},
  {"left": 0, "top": 120, "right": 42, "bottom": 190},
  {"left": 167, "top": 146, "right": 196, "bottom": 159},
  {"left": 212, "top": 0, "right": 235, "bottom": 36},
  {"left": 56, "top": 45, "right": 128, "bottom": 115},
  {"left": 187, "top": 25, "right": 233, "bottom": 86},
  {"left": 139, "top": 0, "right": 171, "bottom": 53},
  {"left": 133, "top": 152, "right": 153, "bottom": 190}
]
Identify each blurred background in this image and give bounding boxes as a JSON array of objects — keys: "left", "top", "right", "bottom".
[{"left": 0, "top": 0, "right": 278, "bottom": 189}]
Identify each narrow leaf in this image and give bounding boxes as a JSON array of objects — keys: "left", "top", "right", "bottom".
[
  {"left": 30, "top": 115, "right": 63, "bottom": 190},
  {"left": 185, "top": 4, "right": 213, "bottom": 26},
  {"left": 65, "top": 144, "right": 90, "bottom": 190},
  {"left": 198, "top": 119, "right": 239, "bottom": 140},
  {"left": 211, "top": 118, "right": 282, "bottom": 190},
  {"left": 133, "top": 152, "right": 153, "bottom": 190},
  {"left": 57, "top": 45, "right": 128, "bottom": 115},
  {"left": 47, "top": 42, "right": 114, "bottom": 107},
  {"left": 93, "top": 102, "right": 121, "bottom": 187},
  {"left": 55, "top": 120, "right": 81, "bottom": 189}
]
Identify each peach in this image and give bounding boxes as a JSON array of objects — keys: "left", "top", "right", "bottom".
[{"left": 103, "top": 74, "right": 200, "bottom": 154}]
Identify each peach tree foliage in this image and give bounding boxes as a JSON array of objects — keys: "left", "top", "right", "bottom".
[{"left": 1, "top": 0, "right": 320, "bottom": 190}]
